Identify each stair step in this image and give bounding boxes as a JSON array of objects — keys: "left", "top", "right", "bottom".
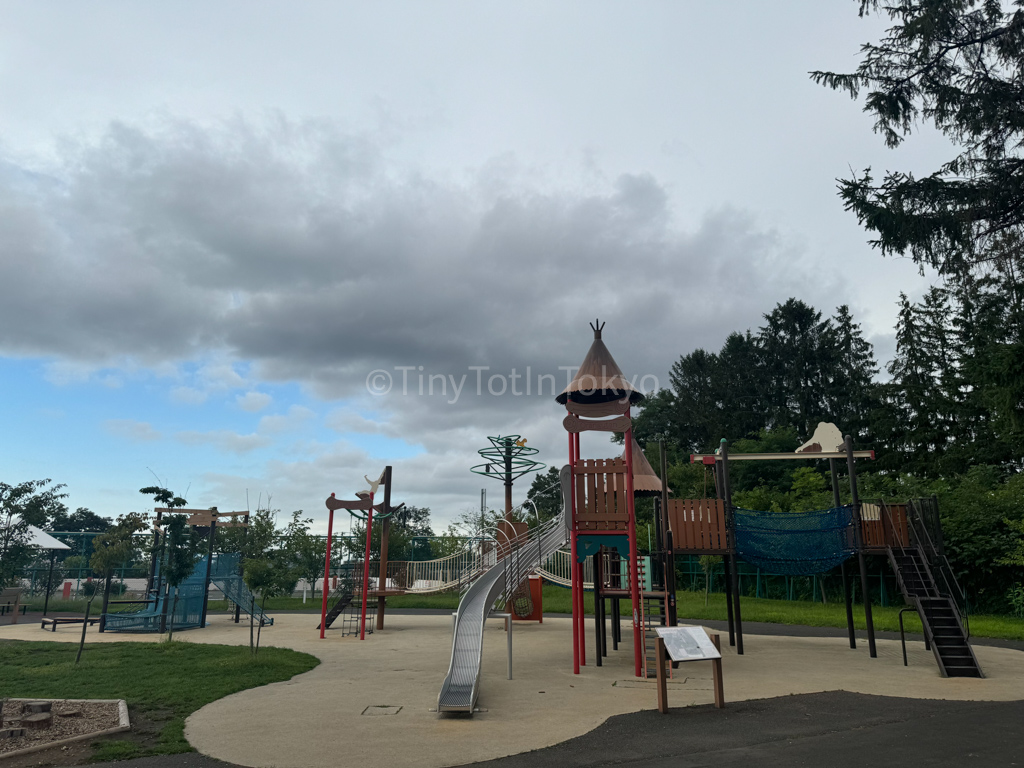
[{"left": 945, "top": 667, "right": 983, "bottom": 678}]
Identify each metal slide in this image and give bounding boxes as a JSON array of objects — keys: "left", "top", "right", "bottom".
[{"left": 436, "top": 465, "right": 572, "bottom": 714}]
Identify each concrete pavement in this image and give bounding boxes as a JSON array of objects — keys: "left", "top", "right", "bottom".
[{"left": 3, "top": 610, "right": 1024, "bottom": 767}]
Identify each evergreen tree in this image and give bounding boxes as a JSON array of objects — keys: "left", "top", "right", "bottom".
[{"left": 811, "top": 1, "right": 1024, "bottom": 276}]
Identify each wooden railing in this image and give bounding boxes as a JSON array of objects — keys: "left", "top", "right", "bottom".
[
  {"left": 860, "top": 502, "right": 909, "bottom": 550},
  {"left": 574, "top": 458, "right": 629, "bottom": 532},
  {"left": 666, "top": 499, "right": 730, "bottom": 553}
]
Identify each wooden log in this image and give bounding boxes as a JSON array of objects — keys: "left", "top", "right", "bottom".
[
  {"left": 21, "top": 712, "right": 52, "bottom": 730},
  {"left": 23, "top": 701, "right": 52, "bottom": 713},
  {"left": 0, "top": 727, "right": 26, "bottom": 739}
]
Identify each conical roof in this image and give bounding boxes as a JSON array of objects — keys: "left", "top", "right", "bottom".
[
  {"left": 555, "top": 321, "right": 646, "bottom": 405},
  {"left": 623, "top": 435, "right": 669, "bottom": 497}
]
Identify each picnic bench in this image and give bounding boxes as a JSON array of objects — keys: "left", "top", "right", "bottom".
[{"left": 40, "top": 616, "right": 100, "bottom": 632}]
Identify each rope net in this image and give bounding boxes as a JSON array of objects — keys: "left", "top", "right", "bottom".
[{"left": 734, "top": 506, "right": 857, "bottom": 576}]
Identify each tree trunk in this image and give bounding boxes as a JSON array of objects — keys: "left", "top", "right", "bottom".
[
  {"left": 100, "top": 570, "right": 113, "bottom": 632},
  {"left": 255, "top": 595, "right": 267, "bottom": 656},
  {"left": 75, "top": 597, "right": 94, "bottom": 664},
  {"left": 168, "top": 592, "right": 178, "bottom": 642},
  {"left": 704, "top": 571, "right": 710, "bottom": 607},
  {"left": 249, "top": 596, "right": 255, "bottom": 656}
]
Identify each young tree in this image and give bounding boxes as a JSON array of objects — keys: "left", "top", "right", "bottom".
[
  {"left": 242, "top": 555, "right": 295, "bottom": 656},
  {"left": 161, "top": 514, "right": 201, "bottom": 642},
  {"left": 280, "top": 511, "right": 328, "bottom": 601},
  {"left": 811, "top": 1, "right": 1024, "bottom": 276},
  {"left": 90, "top": 512, "right": 149, "bottom": 630}
]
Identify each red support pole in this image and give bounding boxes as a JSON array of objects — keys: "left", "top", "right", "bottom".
[
  {"left": 624, "top": 418, "right": 642, "bottom": 678},
  {"left": 360, "top": 492, "right": 374, "bottom": 640},
  {"left": 574, "top": 432, "right": 586, "bottom": 667},
  {"left": 320, "top": 508, "right": 334, "bottom": 639},
  {"left": 569, "top": 427, "right": 579, "bottom": 674}
]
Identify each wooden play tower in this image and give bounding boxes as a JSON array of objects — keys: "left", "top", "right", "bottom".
[{"left": 557, "top": 321, "right": 647, "bottom": 677}]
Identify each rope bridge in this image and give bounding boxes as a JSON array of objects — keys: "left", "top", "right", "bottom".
[{"left": 733, "top": 506, "right": 857, "bottom": 576}]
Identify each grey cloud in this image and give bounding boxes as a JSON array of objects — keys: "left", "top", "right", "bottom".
[{"left": 0, "top": 117, "right": 827, "bottom": 387}]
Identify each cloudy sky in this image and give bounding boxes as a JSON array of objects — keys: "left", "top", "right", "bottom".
[{"left": 1, "top": 2, "right": 947, "bottom": 533}]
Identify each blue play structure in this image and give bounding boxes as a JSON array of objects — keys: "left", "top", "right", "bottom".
[
  {"left": 733, "top": 506, "right": 858, "bottom": 576},
  {"left": 104, "top": 552, "right": 272, "bottom": 633}
]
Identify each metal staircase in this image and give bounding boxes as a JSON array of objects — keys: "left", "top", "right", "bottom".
[
  {"left": 209, "top": 553, "right": 274, "bottom": 627},
  {"left": 882, "top": 500, "right": 982, "bottom": 678}
]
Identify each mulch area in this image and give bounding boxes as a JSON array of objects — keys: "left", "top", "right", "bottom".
[{"left": 1, "top": 699, "right": 121, "bottom": 756}]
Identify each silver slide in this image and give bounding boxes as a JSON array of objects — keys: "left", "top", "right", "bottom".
[{"left": 436, "top": 465, "right": 572, "bottom": 714}]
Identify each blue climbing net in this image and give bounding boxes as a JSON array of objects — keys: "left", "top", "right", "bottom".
[{"left": 733, "top": 506, "right": 857, "bottom": 576}]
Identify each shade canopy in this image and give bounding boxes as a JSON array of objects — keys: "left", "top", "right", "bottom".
[
  {"left": 26, "top": 525, "right": 71, "bottom": 550},
  {"left": 556, "top": 322, "right": 646, "bottom": 406},
  {"left": 623, "top": 436, "right": 670, "bottom": 497}
]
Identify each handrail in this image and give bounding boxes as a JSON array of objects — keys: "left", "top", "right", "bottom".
[
  {"left": 878, "top": 499, "right": 970, "bottom": 642},
  {"left": 906, "top": 498, "right": 971, "bottom": 638}
]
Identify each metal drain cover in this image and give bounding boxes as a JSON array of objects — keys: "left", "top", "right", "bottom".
[{"left": 362, "top": 705, "right": 402, "bottom": 716}]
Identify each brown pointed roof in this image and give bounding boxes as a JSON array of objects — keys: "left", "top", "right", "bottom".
[
  {"left": 623, "top": 435, "right": 669, "bottom": 497},
  {"left": 555, "top": 321, "right": 646, "bottom": 405}
]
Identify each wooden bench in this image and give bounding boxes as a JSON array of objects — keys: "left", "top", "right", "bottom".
[
  {"left": 39, "top": 616, "right": 100, "bottom": 632},
  {"left": 1, "top": 587, "right": 24, "bottom": 624}
]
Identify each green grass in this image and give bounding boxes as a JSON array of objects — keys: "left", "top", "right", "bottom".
[
  {"left": 38, "top": 585, "right": 1024, "bottom": 642},
  {"left": 0, "top": 640, "right": 319, "bottom": 762}
]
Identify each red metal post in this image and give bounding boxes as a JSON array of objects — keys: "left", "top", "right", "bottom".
[
  {"left": 360, "top": 492, "right": 374, "bottom": 640},
  {"left": 624, "top": 417, "right": 642, "bottom": 677},
  {"left": 320, "top": 508, "right": 334, "bottom": 639},
  {"left": 569, "top": 426, "right": 579, "bottom": 674},
  {"left": 575, "top": 432, "right": 587, "bottom": 666}
]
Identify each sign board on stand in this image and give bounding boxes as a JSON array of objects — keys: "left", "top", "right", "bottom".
[{"left": 652, "top": 626, "right": 724, "bottom": 712}]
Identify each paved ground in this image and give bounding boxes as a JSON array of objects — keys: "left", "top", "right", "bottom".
[{"left": 4, "top": 610, "right": 1024, "bottom": 767}]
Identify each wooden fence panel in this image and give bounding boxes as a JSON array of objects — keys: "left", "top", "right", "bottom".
[
  {"left": 573, "top": 458, "right": 629, "bottom": 532},
  {"left": 667, "top": 499, "right": 730, "bottom": 553}
]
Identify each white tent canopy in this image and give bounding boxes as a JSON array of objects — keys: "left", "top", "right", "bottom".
[{"left": 25, "top": 523, "right": 71, "bottom": 550}]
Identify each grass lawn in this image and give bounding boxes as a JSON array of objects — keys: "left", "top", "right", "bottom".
[
  {"left": 0, "top": 640, "right": 318, "bottom": 762},
  {"left": 34, "top": 585, "right": 1024, "bottom": 643}
]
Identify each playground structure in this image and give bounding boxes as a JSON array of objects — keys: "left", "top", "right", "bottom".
[
  {"left": 558, "top": 320, "right": 648, "bottom": 678},
  {"left": 683, "top": 432, "right": 982, "bottom": 677},
  {"left": 103, "top": 507, "right": 272, "bottom": 634},
  {"left": 319, "top": 467, "right": 405, "bottom": 639}
]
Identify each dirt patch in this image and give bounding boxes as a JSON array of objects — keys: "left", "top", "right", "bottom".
[{"left": 1, "top": 700, "right": 121, "bottom": 758}]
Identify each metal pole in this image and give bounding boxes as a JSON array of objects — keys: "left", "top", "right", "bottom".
[
  {"left": 568, "top": 426, "right": 579, "bottom": 674},
  {"left": 720, "top": 440, "right": 743, "bottom": 655},
  {"left": 377, "top": 466, "right": 392, "bottom": 631},
  {"left": 504, "top": 438, "right": 514, "bottom": 520},
  {"left": 319, "top": 509, "right": 334, "bottom": 639},
  {"left": 43, "top": 550, "right": 56, "bottom": 617},
  {"left": 716, "top": 460, "right": 735, "bottom": 646},
  {"left": 200, "top": 510, "right": 217, "bottom": 628},
  {"left": 575, "top": 432, "right": 586, "bottom": 667},
  {"left": 846, "top": 435, "right": 876, "bottom": 658},
  {"left": 360, "top": 491, "right": 374, "bottom": 640},
  {"left": 659, "top": 440, "right": 677, "bottom": 626},
  {"left": 624, "top": 416, "right": 642, "bottom": 678},
  {"left": 147, "top": 508, "right": 163, "bottom": 596},
  {"left": 831, "top": 458, "right": 857, "bottom": 649}
]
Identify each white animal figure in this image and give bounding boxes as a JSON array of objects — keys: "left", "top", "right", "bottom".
[
  {"left": 797, "top": 422, "right": 845, "bottom": 453},
  {"left": 363, "top": 474, "right": 382, "bottom": 495}
]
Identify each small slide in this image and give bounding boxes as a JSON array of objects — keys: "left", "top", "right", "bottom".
[{"left": 436, "top": 466, "right": 571, "bottom": 714}]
